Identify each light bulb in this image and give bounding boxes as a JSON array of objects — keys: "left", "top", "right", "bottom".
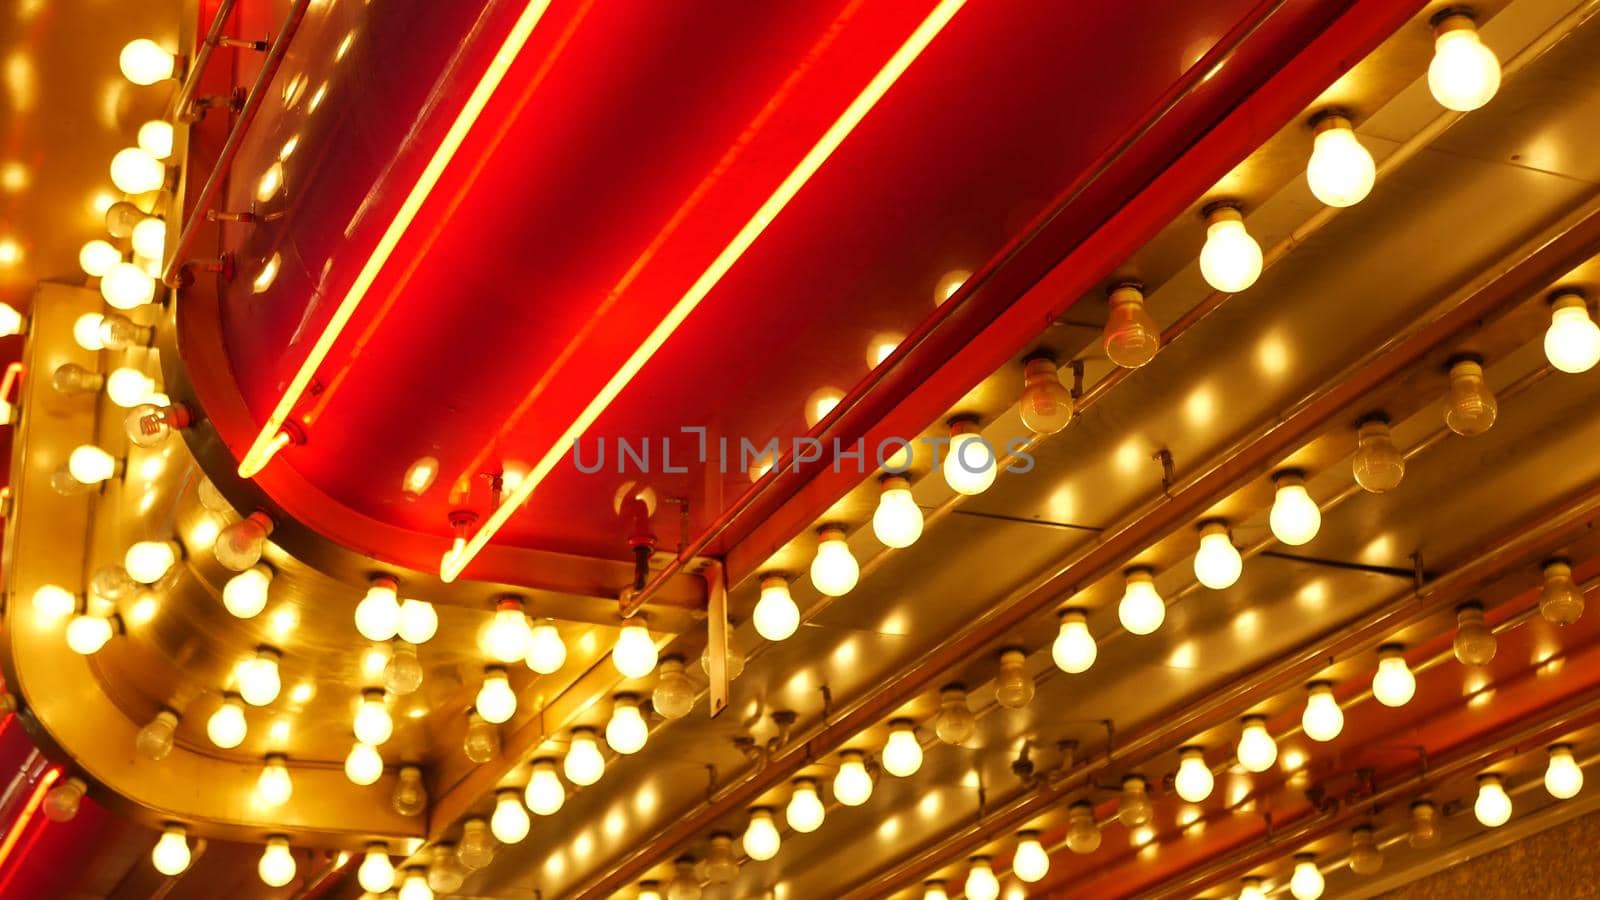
[
  {"left": 1199, "top": 204, "right": 1263, "bottom": 293},
  {"left": 1474, "top": 774, "right": 1511, "bottom": 827},
  {"left": 119, "top": 39, "right": 176, "bottom": 84},
  {"left": 393, "top": 598, "right": 437, "bottom": 645},
  {"left": 110, "top": 147, "right": 165, "bottom": 194},
  {"left": 1289, "top": 855, "right": 1324, "bottom": 900},
  {"left": 66, "top": 613, "right": 114, "bottom": 654},
  {"left": 392, "top": 765, "right": 426, "bottom": 816},
  {"left": 258, "top": 836, "right": 296, "bottom": 887},
  {"left": 613, "top": 619, "right": 658, "bottom": 678},
  {"left": 385, "top": 642, "right": 425, "bottom": 695},
  {"left": 1020, "top": 357, "right": 1074, "bottom": 434},
  {"left": 964, "top": 857, "right": 999, "bottom": 900},
  {"left": 256, "top": 754, "right": 293, "bottom": 807},
  {"left": 1270, "top": 471, "right": 1321, "bottom": 545},
  {"left": 525, "top": 620, "right": 566, "bottom": 673},
  {"left": 100, "top": 312, "right": 153, "bottom": 349},
  {"left": 42, "top": 778, "right": 85, "bottom": 822},
  {"left": 1052, "top": 609, "right": 1096, "bottom": 673},
  {"left": 238, "top": 648, "right": 282, "bottom": 706},
  {"left": 354, "top": 689, "right": 393, "bottom": 745},
  {"left": 32, "top": 583, "right": 76, "bottom": 621},
  {"left": 1174, "top": 746, "right": 1214, "bottom": 802},
  {"left": 92, "top": 565, "right": 138, "bottom": 602},
  {"left": 106, "top": 200, "right": 145, "bottom": 237},
  {"left": 456, "top": 818, "right": 495, "bottom": 870},
  {"left": 207, "top": 694, "right": 247, "bottom": 748},
  {"left": 786, "top": 778, "right": 824, "bottom": 832},
  {"left": 749, "top": 575, "right": 801, "bottom": 642},
  {"left": 345, "top": 741, "right": 383, "bottom": 785},
  {"left": 1372, "top": 646, "right": 1415, "bottom": 707},
  {"left": 475, "top": 667, "right": 516, "bottom": 724},
  {"left": 484, "top": 598, "right": 532, "bottom": 662},
  {"left": 1410, "top": 800, "right": 1439, "bottom": 847},
  {"left": 1445, "top": 355, "right": 1497, "bottom": 435},
  {"left": 1348, "top": 825, "right": 1383, "bottom": 874},
  {"left": 1545, "top": 291, "right": 1600, "bottom": 373},
  {"left": 79, "top": 240, "right": 120, "bottom": 277},
  {"left": 215, "top": 512, "right": 271, "bottom": 571},
  {"left": 935, "top": 685, "right": 976, "bottom": 745},
  {"left": 1066, "top": 802, "right": 1101, "bottom": 854},
  {"left": 74, "top": 312, "right": 107, "bottom": 351},
  {"left": 639, "top": 884, "right": 662, "bottom": 900},
  {"left": 872, "top": 476, "right": 924, "bottom": 549},
  {"left": 151, "top": 824, "right": 191, "bottom": 875},
  {"left": 355, "top": 578, "right": 402, "bottom": 641},
  {"left": 51, "top": 362, "right": 103, "bottom": 396},
  {"left": 564, "top": 728, "right": 605, "bottom": 786},
  {"left": 923, "top": 881, "right": 949, "bottom": 900},
  {"left": 701, "top": 631, "right": 745, "bottom": 681},
  {"left": 1306, "top": 114, "right": 1375, "bottom": 207},
  {"left": 1119, "top": 567, "right": 1165, "bottom": 635},
  {"left": 995, "top": 649, "right": 1034, "bottom": 708},
  {"left": 834, "top": 750, "right": 873, "bottom": 806},
  {"left": 398, "top": 870, "right": 433, "bottom": 900},
  {"left": 525, "top": 759, "right": 565, "bottom": 815},
  {"left": 138, "top": 120, "right": 174, "bottom": 159},
  {"left": 667, "top": 857, "right": 702, "bottom": 900},
  {"left": 1120, "top": 775, "right": 1153, "bottom": 827},
  {"left": 705, "top": 833, "right": 739, "bottom": 884},
  {"left": 491, "top": 788, "right": 531, "bottom": 843},
  {"left": 1353, "top": 416, "right": 1405, "bottom": 493},
  {"left": 810, "top": 526, "right": 859, "bottom": 597},
  {"left": 742, "top": 808, "right": 780, "bottom": 861},
  {"left": 1302, "top": 682, "right": 1344, "bottom": 742},
  {"left": 1429, "top": 13, "right": 1500, "bottom": 111},
  {"left": 1453, "top": 603, "right": 1496, "bottom": 666},
  {"left": 125, "top": 402, "right": 186, "bottom": 448},
  {"left": 1236, "top": 716, "right": 1277, "bottom": 772},
  {"left": 106, "top": 367, "right": 156, "bottom": 407},
  {"left": 882, "top": 720, "right": 923, "bottom": 777},
  {"left": 943, "top": 422, "right": 997, "bottom": 495},
  {"left": 223, "top": 565, "right": 272, "bottom": 618},
  {"left": 1103, "top": 282, "right": 1160, "bottom": 368},
  {"left": 359, "top": 843, "right": 396, "bottom": 893},
  {"left": 137, "top": 710, "right": 179, "bottom": 760},
  {"left": 1545, "top": 745, "right": 1583, "bottom": 799},
  {"left": 1193, "top": 521, "right": 1241, "bottom": 590},
  {"left": 102, "top": 261, "right": 157, "bottom": 309},
  {"left": 606, "top": 694, "right": 649, "bottom": 754},
  {"left": 131, "top": 217, "right": 166, "bottom": 260},
  {"left": 68, "top": 445, "right": 118, "bottom": 484},
  {"left": 1540, "top": 558, "right": 1585, "bottom": 625},
  {"left": 1240, "top": 877, "right": 1267, "bottom": 900},
  {"left": 1013, "top": 831, "right": 1049, "bottom": 883},
  {"left": 652, "top": 656, "right": 696, "bottom": 719}
]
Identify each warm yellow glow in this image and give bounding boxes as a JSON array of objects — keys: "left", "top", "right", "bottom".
[
  {"left": 1198, "top": 205, "right": 1262, "bottom": 293},
  {"left": 258, "top": 837, "right": 296, "bottom": 887},
  {"left": 810, "top": 527, "right": 860, "bottom": 597},
  {"left": 101, "top": 262, "right": 157, "bottom": 309},
  {"left": 611, "top": 620, "right": 657, "bottom": 678},
  {"left": 1429, "top": 15, "right": 1500, "bottom": 112},
  {"left": 872, "top": 476, "right": 923, "bottom": 549},
  {"left": 151, "top": 825, "right": 191, "bottom": 875},
  {"left": 255, "top": 755, "right": 293, "bottom": 807},
  {"left": 137, "top": 120, "right": 175, "bottom": 160},
  {"left": 1474, "top": 774, "right": 1511, "bottom": 826},
  {"left": 1174, "top": 747, "right": 1214, "bottom": 802},
  {"left": 564, "top": 728, "right": 605, "bottom": 786},
  {"left": 124, "top": 540, "right": 178, "bottom": 584},
  {"left": 1119, "top": 568, "right": 1164, "bottom": 635},
  {"left": 110, "top": 147, "right": 164, "bottom": 194},
  {"left": 119, "top": 39, "right": 175, "bottom": 84}
]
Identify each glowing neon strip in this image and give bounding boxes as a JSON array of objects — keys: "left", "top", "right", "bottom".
[
  {"left": 0, "top": 767, "right": 57, "bottom": 876},
  {"left": 441, "top": 0, "right": 969, "bottom": 581},
  {"left": 238, "top": 0, "right": 558, "bottom": 477}
]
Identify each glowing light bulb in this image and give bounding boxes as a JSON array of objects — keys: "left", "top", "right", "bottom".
[
  {"left": 491, "top": 788, "right": 530, "bottom": 843},
  {"left": 751, "top": 575, "right": 800, "bottom": 642},
  {"left": 1119, "top": 568, "right": 1165, "bottom": 635},
  {"left": 786, "top": 778, "right": 824, "bottom": 832},
  {"left": 119, "top": 39, "right": 176, "bottom": 84},
  {"left": 238, "top": 647, "right": 282, "bottom": 706},
  {"left": 215, "top": 512, "right": 272, "bottom": 571},
  {"left": 110, "top": 147, "right": 165, "bottom": 194},
  {"left": 1270, "top": 471, "right": 1321, "bottom": 545},
  {"left": 606, "top": 694, "right": 649, "bottom": 754},
  {"left": 33, "top": 586, "right": 76, "bottom": 624},
  {"left": 463, "top": 711, "right": 498, "bottom": 763},
  {"left": 1453, "top": 603, "right": 1496, "bottom": 666},
  {"left": 995, "top": 649, "right": 1034, "bottom": 708},
  {"left": 872, "top": 476, "right": 924, "bottom": 549},
  {"left": 1236, "top": 717, "right": 1278, "bottom": 772},
  {"left": 79, "top": 240, "right": 120, "bottom": 277},
  {"left": 1120, "top": 776, "right": 1153, "bottom": 827},
  {"left": 1013, "top": 830, "right": 1049, "bottom": 883},
  {"left": 834, "top": 750, "right": 873, "bottom": 806},
  {"left": 1474, "top": 774, "right": 1511, "bottom": 826},
  {"left": 923, "top": 881, "right": 949, "bottom": 900},
  {"left": 125, "top": 402, "right": 186, "bottom": 448},
  {"left": 810, "top": 526, "right": 860, "bottom": 597},
  {"left": 882, "top": 720, "right": 923, "bottom": 777},
  {"left": 742, "top": 808, "right": 780, "bottom": 861},
  {"left": 1545, "top": 745, "right": 1583, "bottom": 799},
  {"left": 456, "top": 818, "right": 495, "bottom": 870},
  {"left": 1429, "top": 13, "right": 1500, "bottom": 111},
  {"left": 207, "top": 694, "right": 247, "bottom": 748},
  {"left": 1372, "top": 646, "right": 1415, "bottom": 708},
  {"left": 107, "top": 367, "right": 156, "bottom": 407},
  {"left": 1306, "top": 114, "right": 1375, "bottom": 207},
  {"left": 935, "top": 685, "right": 976, "bottom": 745},
  {"left": 151, "top": 824, "right": 191, "bottom": 875},
  {"left": 525, "top": 759, "right": 565, "bottom": 815},
  {"left": 1052, "top": 609, "right": 1096, "bottom": 673},
  {"left": 258, "top": 836, "right": 296, "bottom": 887},
  {"left": 355, "top": 578, "right": 401, "bottom": 641},
  {"left": 1020, "top": 356, "right": 1074, "bottom": 434},
  {"left": 1199, "top": 204, "right": 1262, "bottom": 293},
  {"left": 137, "top": 120, "right": 174, "bottom": 160},
  {"left": 612, "top": 619, "right": 658, "bottom": 678},
  {"left": 1174, "top": 747, "right": 1214, "bottom": 802},
  {"left": 943, "top": 422, "right": 996, "bottom": 495},
  {"left": 964, "top": 857, "right": 999, "bottom": 900},
  {"left": 483, "top": 598, "right": 531, "bottom": 662},
  {"left": 354, "top": 689, "right": 393, "bottom": 745},
  {"left": 1545, "top": 291, "right": 1600, "bottom": 373},
  {"left": 564, "top": 728, "right": 605, "bottom": 786},
  {"left": 398, "top": 870, "right": 433, "bottom": 900},
  {"left": 1445, "top": 355, "right": 1497, "bottom": 435},
  {"left": 1066, "top": 802, "right": 1101, "bottom": 854},
  {"left": 137, "top": 709, "right": 178, "bottom": 760},
  {"left": 704, "top": 833, "right": 739, "bottom": 884},
  {"left": 73, "top": 312, "right": 107, "bottom": 351},
  {"left": 0, "top": 302, "right": 20, "bottom": 338},
  {"left": 1239, "top": 877, "right": 1267, "bottom": 900},
  {"left": 68, "top": 445, "right": 118, "bottom": 484},
  {"left": 345, "top": 741, "right": 383, "bottom": 785},
  {"left": 131, "top": 217, "right": 167, "bottom": 260},
  {"left": 525, "top": 620, "right": 567, "bottom": 673},
  {"left": 1353, "top": 415, "right": 1404, "bottom": 493},
  {"left": 125, "top": 540, "right": 178, "bottom": 587},
  {"left": 256, "top": 754, "right": 293, "bottom": 806},
  {"left": 66, "top": 613, "right": 114, "bottom": 654},
  {"left": 1194, "top": 521, "right": 1241, "bottom": 590},
  {"left": 387, "top": 598, "right": 434, "bottom": 645},
  {"left": 652, "top": 656, "right": 696, "bottom": 719},
  {"left": 1540, "top": 558, "right": 1585, "bottom": 625},
  {"left": 102, "top": 261, "right": 157, "bottom": 309},
  {"left": 475, "top": 666, "right": 516, "bottom": 724},
  {"left": 359, "top": 843, "right": 395, "bottom": 893},
  {"left": 1302, "top": 682, "right": 1344, "bottom": 742}
]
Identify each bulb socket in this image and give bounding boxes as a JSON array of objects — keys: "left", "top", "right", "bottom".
[
  {"left": 1309, "top": 109, "right": 1354, "bottom": 133},
  {"left": 1201, "top": 201, "right": 1244, "bottom": 223},
  {"left": 1430, "top": 9, "right": 1477, "bottom": 33}
]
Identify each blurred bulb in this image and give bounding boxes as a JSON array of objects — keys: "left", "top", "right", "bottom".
[
  {"left": 42, "top": 778, "right": 85, "bottom": 822},
  {"left": 1545, "top": 292, "right": 1600, "bottom": 373},
  {"left": 923, "top": 881, "right": 949, "bottom": 900},
  {"left": 1270, "top": 471, "right": 1321, "bottom": 545},
  {"left": 612, "top": 619, "right": 658, "bottom": 678},
  {"left": 1199, "top": 205, "right": 1262, "bottom": 293},
  {"left": 491, "top": 789, "right": 530, "bottom": 843},
  {"left": 1013, "top": 831, "right": 1049, "bottom": 883},
  {"left": 462, "top": 710, "right": 500, "bottom": 763},
  {"left": 964, "top": 857, "right": 999, "bottom": 900},
  {"left": 215, "top": 512, "right": 271, "bottom": 571},
  {"left": 652, "top": 656, "right": 696, "bottom": 719},
  {"left": 427, "top": 848, "right": 467, "bottom": 895},
  {"left": 1119, "top": 568, "right": 1164, "bottom": 635},
  {"left": 345, "top": 741, "right": 383, "bottom": 785},
  {"left": 392, "top": 765, "right": 426, "bottom": 816},
  {"left": 475, "top": 667, "right": 516, "bottom": 724},
  {"left": 1445, "top": 356, "right": 1497, "bottom": 435},
  {"left": 1372, "top": 646, "right": 1415, "bottom": 707},
  {"left": 239, "top": 648, "right": 282, "bottom": 706},
  {"left": 1103, "top": 282, "right": 1160, "bottom": 368},
  {"left": 810, "top": 527, "right": 859, "bottom": 597},
  {"left": 667, "top": 858, "right": 702, "bottom": 900},
  {"left": 119, "top": 39, "right": 176, "bottom": 84},
  {"left": 256, "top": 755, "right": 292, "bottom": 806},
  {"left": 705, "top": 833, "right": 739, "bottom": 884},
  {"left": 1410, "top": 800, "right": 1439, "bottom": 847},
  {"left": 525, "top": 759, "right": 565, "bottom": 815},
  {"left": 354, "top": 690, "right": 393, "bottom": 745},
  {"left": 525, "top": 620, "right": 567, "bottom": 673},
  {"left": 137, "top": 120, "right": 175, "bottom": 159},
  {"left": 102, "top": 261, "right": 157, "bottom": 309},
  {"left": 700, "top": 631, "right": 745, "bottom": 681},
  {"left": 258, "top": 837, "right": 296, "bottom": 887},
  {"left": 834, "top": 751, "right": 873, "bottom": 806},
  {"left": 1429, "top": 14, "right": 1500, "bottom": 111},
  {"left": 1052, "top": 609, "right": 1096, "bottom": 673},
  {"left": 457, "top": 819, "right": 495, "bottom": 870},
  {"left": 1306, "top": 114, "right": 1375, "bottom": 207},
  {"left": 1020, "top": 357, "right": 1074, "bottom": 433},
  {"left": 1540, "top": 558, "right": 1585, "bottom": 625},
  {"left": 1066, "top": 802, "right": 1101, "bottom": 854},
  {"left": 1174, "top": 747, "right": 1214, "bottom": 802},
  {"left": 1475, "top": 774, "right": 1511, "bottom": 826},
  {"left": 79, "top": 240, "right": 120, "bottom": 277},
  {"left": 107, "top": 367, "right": 156, "bottom": 408},
  {"left": 1240, "top": 877, "right": 1267, "bottom": 900},
  {"left": 872, "top": 476, "right": 924, "bottom": 549},
  {"left": 606, "top": 695, "right": 649, "bottom": 754},
  {"left": 398, "top": 870, "right": 433, "bottom": 900},
  {"left": 68, "top": 445, "right": 118, "bottom": 484},
  {"left": 753, "top": 575, "right": 800, "bottom": 641},
  {"left": 356, "top": 578, "right": 401, "bottom": 641},
  {"left": 100, "top": 312, "right": 153, "bottom": 349},
  {"left": 73, "top": 312, "right": 107, "bottom": 351},
  {"left": 484, "top": 598, "right": 531, "bottom": 663},
  {"left": 1194, "top": 521, "right": 1241, "bottom": 589},
  {"left": 1236, "top": 717, "right": 1277, "bottom": 772},
  {"left": 207, "top": 694, "right": 247, "bottom": 748},
  {"left": 1453, "top": 603, "right": 1496, "bottom": 666},
  {"left": 385, "top": 642, "right": 425, "bottom": 695},
  {"left": 33, "top": 584, "right": 75, "bottom": 620},
  {"left": 66, "top": 613, "right": 114, "bottom": 654},
  {"left": 943, "top": 423, "right": 996, "bottom": 495},
  {"left": 1302, "top": 682, "right": 1344, "bottom": 742},
  {"left": 995, "top": 649, "right": 1034, "bottom": 708},
  {"left": 110, "top": 147, "right": 165, "bottom": 194},
  {"left": 742, "top": 808, "right": 780, "bottom": 861},
  {"left": 52, "top": 362, "right": 103, "bottom": 395},
  {"left": 380, "top": 600, "right": 431, "bottom": 646},
  {"left": 151, "top": 825, "right": 191, "bottom": 875},
  {"left": 935, "top": 685, "right": 976, "bottom": 745},
  {"left": 125, "top": 540, "right": 178, "bottom": 584},
  {"left": 882, "top": 720, "right": 923, "bottom": 777},
  {"left": 137, "top": 710, "right": 178, "bottom": 761},
  {"left": 221, "top": 565, "right": 270, "bottom": 619},
  {"left": 1546, "top": 745, "right": 1583, "bottom": 799},
  {"left": 358, "top": 844, "right": 395, "bottom": 893},
  {"left": 1349, "top": 825, "right": 1383, "bottom": 874},
  {"left": 786, "top": 778, "right": 824, "bottom": 832},
  {"left": 131, "top": 217, "right": 167, "bottom": 259},
  {"left": 1120, "top": 776, "right": 1153, "bottom": 827},
  {"left": 564, "top": 728, "right": 605, "bottom": 786},
  {"left": 1353, "top": 416, "right": 1404, "bottom": 493}
]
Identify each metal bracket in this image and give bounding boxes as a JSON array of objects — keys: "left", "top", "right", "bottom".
[
  {"left": 1153, "top": 449, "right": 1176, "bottom": 497},
  {"left": 705, "top": 560, "right": 729, "bottom": 718},
  {"left": 767, "top": 710, "right": 797, "bottom": 753},
  {"left": 1411, "top": 551, "right": 1427, "bottom": 592},
  {"left": 819, "top": 685, "right": 834, "bottom": 723},
  {"left": 215, "top": 36, "right": 269, "bottom": 51},
  {"left": 1101, "top": 719, "right": 1116, "bottom": 759},
  {"left": 206, "top": 210, "right": 256, "bottom": 224},
  {"left": 1068, "top": 359, "right": 1086, "bottom": 401},
  {"left": 703, "top": 764, "right": 718, "bottom": 801}
]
